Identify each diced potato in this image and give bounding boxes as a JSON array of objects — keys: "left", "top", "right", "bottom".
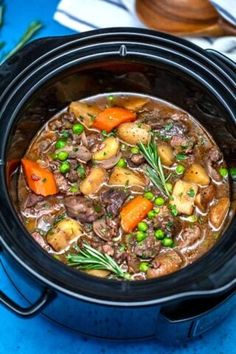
[
  {"left": 117, "top": 122, "right": 151, "bottom": 145},
  {"left": 109, "top": 166, "right": 146, "bottom": 188},
  {"left": 184, "top": 163, "right": 210, "bottom": 186},
  {"left": 92, "top": 137, "right": 119, "bottom": 161},
  {"left": 171, "top": 180, "right": 198, "bottom": 215},
  {"left": 121, "top": 97, "right": 149, "bottom": 111},
  {"left": 209, "top": 197, "right": 230, "bottom": 229},
  {"left": 80, "top": 167, "right": 107, "bottom": 195},
  {"left": 47, "top": 218, "right": 82, "bottom": 252},
  {"left": 85, "top": 269, "right": 110, "bottom": 278},
  {"left": 69, "top": 101, "right": 101, "bottom": 127},
  {"left": 158, "top": 143, "right": 174, "bottom": 166}
]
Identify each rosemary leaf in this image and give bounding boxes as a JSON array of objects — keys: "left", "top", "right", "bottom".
[
  {"left": 2, "top": 21, "right": 43, "bottom": 63},
  {"left": 67, "top": 243, "right": 131, "bottom": 280},
  {"left": 139, "top": 140, "right": 171, "bottom": 197}
]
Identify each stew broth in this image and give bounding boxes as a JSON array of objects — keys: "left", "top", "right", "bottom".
[{"left": 18, "top": 93, "right": 230, "bottom": 280}]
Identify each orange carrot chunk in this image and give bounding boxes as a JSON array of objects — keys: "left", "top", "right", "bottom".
[
  {"left": 92, "top": 107, "right": 136, "bottom": 132},
  {"left": 21, "top": 158, "right": 58, "bottom": 197},
  {"left": 120, "top": 196, "right": 153, "bottom": 233}
]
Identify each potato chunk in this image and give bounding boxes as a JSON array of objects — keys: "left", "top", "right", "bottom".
[
  {"left": 158, "top": 143, "right": 174, "bottom": 166},
  {"left": 69, "top": 101, "right": 101, "bottom": 127},
  {"left": 209, "top": 197, "right": 230, "bottom": 229},
  {"left": 171, "top": 180, "right": 198, "bottom": 215},
  {"left": 109, "top": 166, "right": 146, "bottom": 188},
  {"left": 85, "top": 269, "right": 110, "bottom": 278},
  {"left": 184, "top": 163, "right": 210, "bottom": 186},
  {"left": 147, "top": 250, "right": 183, "bottom": 279},
  {"left": 47, "top": 218, "right": 82, "bottom": 252},
  {"left": 92, "top": 137, "right": 119, "bottom": 161},
  {"left": 117, "top": 122, "right": 151, "bottom": 145},
  {"left": 80, "top": 167, "right": 107, "bottom": 195}
]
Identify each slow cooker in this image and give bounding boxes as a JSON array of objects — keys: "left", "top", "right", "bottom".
[{"left": 0, "top": 28, "right": 235, "bottom": 342}]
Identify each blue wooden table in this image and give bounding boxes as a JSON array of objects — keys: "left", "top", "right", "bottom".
[{"left": 0, "top": 1, "right": 235, "bottom": 353}]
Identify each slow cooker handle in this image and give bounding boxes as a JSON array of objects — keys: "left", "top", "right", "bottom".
[
  {"left": 0, "top": 288, "right": 55, "bottom": 317},
  {"left": 206, "top": 49, "right": 236, "bottom": 72}
]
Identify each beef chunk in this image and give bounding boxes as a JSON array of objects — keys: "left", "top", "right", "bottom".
[
  {"left": 24, "top": 193, "right": 44, "bottom": 209},
  {"left": 147, "top": 250, "right": 183, "bottom": 278},
  {"left": 64, "top": 196, "right": 104, "bottom": 222},
  {"left": 93, "top": 217, "right": 119, "bottom": 241},
  {"left": 67, "top": 169, "right": 78, "bottom": 183},
  {"left": 177, "top": 225, "right": 201, "bottom": 248},
  {"left": 170, "top": 135, "right": 195, "bottom": 153},
  {"left": 54, "top": 172, "right": 70, "bottom": 193},
  {"left": 129, "top": 154, "right": 145, "bottom": 166},
  {"left": 32, "top": 231, "right": 48, "bottom": 249},
  {"left": 100, "top": 188, "right": 128, "bottom": 216},
  {"left": 75, "top": 145, "right": 92, "bottom": 162},
  {"left": 133, "top": 236, "right": 161, "bottom": 259},
  {"left": 153, "top": 206, "right": 175, "bottom": 233},
  {"left": 207, "top": 147, "right": 222, "bottom": 162},
  {"left": 205, "top": 147, "right": 222, "bottom": 182}
]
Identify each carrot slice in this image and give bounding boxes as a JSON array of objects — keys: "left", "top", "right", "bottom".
[
  {"left": 21, "top": 158, "right": 58, "bottom": 197},
  {"left": 120, "top": 196, "right": 153, "bottom": 233},
  {"left": 92, "top": 107, "right": 136, "bottom": 132}
]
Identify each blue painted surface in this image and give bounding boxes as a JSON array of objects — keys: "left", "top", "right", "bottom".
[{"left": 0, "top": 0, "right": 235, "bottom": 353}]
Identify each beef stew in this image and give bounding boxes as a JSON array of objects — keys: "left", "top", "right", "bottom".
[{"left": 18, "top": 93, "right": 230, "bottom": 280}]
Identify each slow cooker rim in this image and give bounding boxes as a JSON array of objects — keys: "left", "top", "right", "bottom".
[
  {"left": 0, "top": 30, "right": 235, "bottom": 306},
  {"left": 1, "top": 27, "right": 235, "bottom": 100}
]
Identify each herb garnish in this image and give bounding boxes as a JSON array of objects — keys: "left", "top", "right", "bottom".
[
  {"left": 187, "top": 188, "right": 195, "bottom": 198},
  {"left": 66, "top": 243, "right": 131, "bottom": 280},
  {"left": 176, "top": 153, "right": 187, "bottom": 161},
  {"left": 139, "top": 140, "right": 171, "bottom": 197},
  {"left": 169, "top": 204, "right": 178, "bottom": 216}
]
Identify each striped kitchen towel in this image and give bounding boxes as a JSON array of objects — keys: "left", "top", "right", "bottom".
[{"left": 54, "top": 0, "right": 236, "bottom": 61}]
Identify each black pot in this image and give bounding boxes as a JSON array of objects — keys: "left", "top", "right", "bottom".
[{"left": 0, "top": 28, "right": 235, "bottom": 342}]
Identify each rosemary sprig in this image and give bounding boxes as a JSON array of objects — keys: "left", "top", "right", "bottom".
[
  {"left": 139, "top": 140, "right": 171, "bottom": 197},
  {"left": 1, "top": 21, "right": 43, "bottom": 63},
  {"left": 66, "top": 243, "right": 131, "bottom": 280}
]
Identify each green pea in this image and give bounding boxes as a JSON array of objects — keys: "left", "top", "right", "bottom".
[
  {"left": 137, "top": 222, "right": 148, "bottom": 232},
  {"left": 166, "top": 183, "right": 173, "bottom": 192},
  {"left": 230, "top": 167, "right": 236, "bottom": 180},
  {"left": 77, "top": 164, "right": 86, "bottom": 179},
  {"left": 57, "top": 151, "right": 69, "bottom": 161},
  {"left": 69, "top": 185, "right": 79, "bottom": 193},
  {"left": 162, "top": 238, "right": 174, "bottom": 247},
  {"left": 117, "top": 158, "right": 127, "bottom": 168},
  {"left": 72, "top": 123, "right": 84, "bottom": 135},
  {"left": 144, "top": 191, "right": 154, "bottom": 201},
  {"left": 60, "top": 161, "right": 70, "bottom": 174},
  {"left": 55, "top": 139, "right": 66, "bottom": 149},
  {"left": 136, "top": 231, "right": 147, "bottom": 242},
  {"left": 154, "top": 229, "right": 165, "bottom": 240},
  {"left": 175, "top": 164, "right": 185, "bottom": 175},
  {"left": 219, "top": 167, "right": 228, "bottom": 178},
  {"left": 147, "top": 210, "right": 156, "bottom": 219},
  {"left": 131, "top": 146, "right": 140, "bottom": 154},
  {"left": 154, "top": 197, "right": 165, "bottom": 206},
  {"left": 139, "top": 262, "right": 149, "bottom": 272}
]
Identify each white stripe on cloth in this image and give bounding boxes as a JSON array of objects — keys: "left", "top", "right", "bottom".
[{"left": 54, "top": 0, "right": 236, "bottom": 61}]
